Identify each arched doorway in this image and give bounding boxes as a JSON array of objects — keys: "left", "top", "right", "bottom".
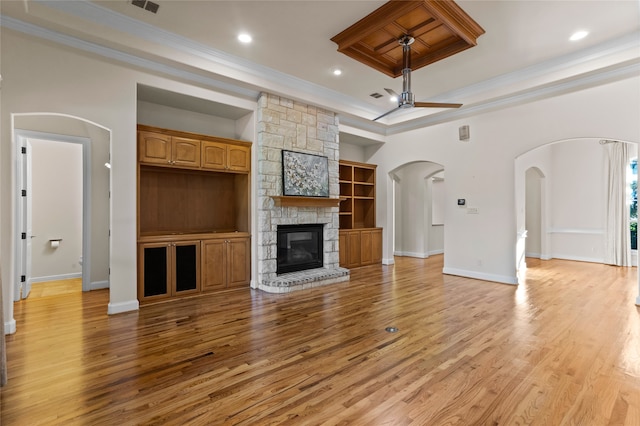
[
  {"left": 11, "top": 113, "right": 111, "bottom": 306},
  {"left": 515, "top": 138, "right": 639, "bottom": 300},
  {"left": 391, "top": 160, "right": 445, "bottom": 259}
]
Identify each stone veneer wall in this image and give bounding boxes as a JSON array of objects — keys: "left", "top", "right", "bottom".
[{"left": 256, "top": 93, "right": 349, "bottom": 292}]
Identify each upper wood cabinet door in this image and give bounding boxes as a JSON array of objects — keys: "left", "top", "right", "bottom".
[
  {"left": 139, "top": 131, "right": 172, "bottom": 165},
  {"left": 227, "top": 145, "right": 251, "bottom": 172},
  {"left": 172, "top": 137, "right": 201, "bottom": 168},
  {"left": 201, "top": 141, "right": 227, "bottom": 171}
]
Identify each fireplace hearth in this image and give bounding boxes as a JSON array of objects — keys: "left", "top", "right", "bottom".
[{"left": 277, "top": 224, "right": 323, "bottom": 274}]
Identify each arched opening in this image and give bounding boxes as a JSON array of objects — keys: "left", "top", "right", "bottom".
[
  {"left": 10, "top": 113, "right": 111, "bottom": 312},
  {"left": 391, "top": 160, "right": 445, "bottom": 260},
  {"left": 515, "top": 138, "right": 639, "bottom": 295}
]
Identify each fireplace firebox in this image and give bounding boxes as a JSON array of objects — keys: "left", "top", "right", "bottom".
[{"left": 277, "top": 224, "right": 324, "bottom": 274}]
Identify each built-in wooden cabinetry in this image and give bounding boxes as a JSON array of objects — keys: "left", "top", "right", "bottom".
[
  {"left": 137, "top": 125, "right": 251, "bottom": 304},
  {"left": 338, "top": 160, "right": 382, "bottom": 268}
]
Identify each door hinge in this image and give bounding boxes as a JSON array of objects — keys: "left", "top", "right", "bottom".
[
  {"left": 21, "top": 189, "right": 27, "bottom": 197},
  {"left": 21, "top": 232, "right": 26, "bottom": 240},
  {"left": 21, "top": 275, "right": 26, "bottom": 283},
  {"left": 21, "top": 147, "right": 26, "bottom": 154}
]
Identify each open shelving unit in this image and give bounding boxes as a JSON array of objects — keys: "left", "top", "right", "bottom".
[
  {"left": 339, "top": 161, "right": 376, "bottom": 229},
  {"left": 338, "top": 160, "right": 382, "bottom": 268}
]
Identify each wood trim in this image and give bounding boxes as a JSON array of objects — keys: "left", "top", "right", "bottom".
[
  {"left": 330, "top": 0, "right": 485, "bottom": 77},
  {"left": 271, "top": 196, "right": 345, "bottom": 208},
  {"left": 137, "top": 124, "right": 252, "bottom": 148}
]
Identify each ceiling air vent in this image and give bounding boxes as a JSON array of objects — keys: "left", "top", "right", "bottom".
[
  {"left": 369, "top": 93, "right": 383, "bottom": 99},
  {"left": 131, "top": 0, "right": 159, "bottom": 14}
]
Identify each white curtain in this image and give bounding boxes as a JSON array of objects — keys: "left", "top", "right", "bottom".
[{"left": 604, "top": 142, "right": 631, "bottom": 266}]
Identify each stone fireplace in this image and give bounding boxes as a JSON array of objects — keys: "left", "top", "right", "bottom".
[{"left": 256, "top": 93, "right": 349, "bottom": 293}]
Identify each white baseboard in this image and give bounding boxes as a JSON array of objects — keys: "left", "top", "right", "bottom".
[
  {"left": 442, "top": 267, "right": 518, "bottom": 285},
  {"left": 90, "top": 280, "right": 109, "bottom": 290},
  {"left": 107, "top": 300, "right": 139, "bottom": 315},
  {"left": 549, "top": 254, "right": 604, "bottom": 264},
  {"left": 394, "top": 251, "right": 429, "bottom": 258},
  {"left": 394, "top": 250, "right": 443, "bottom": 258},
  {"left": 31, "top": 272, "right": 82, "bottom": 283},
  {"left": 525, "top": 252, "right": 541, "bottom": 258},
  {"left": 4, "top": 318, "right": 16, "bottom": 335},
  {"left": 382, "top": 257, "right": 395, "bottom": 265}
]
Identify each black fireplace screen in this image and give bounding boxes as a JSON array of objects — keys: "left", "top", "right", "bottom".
[{"left": 277, "top": 224, "right": 323, "bottom": 274}]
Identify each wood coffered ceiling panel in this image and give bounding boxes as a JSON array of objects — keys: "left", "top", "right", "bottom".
[{"left": 331, "top": 0, "right": 485, "bottom": 77}]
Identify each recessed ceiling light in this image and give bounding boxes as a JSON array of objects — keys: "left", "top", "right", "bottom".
[
  {"left": 390, "top": 96, "right": 398, "bottom": 103},
  {"left": 238, "top": 33, "right": 252, "bottom": 44},
  {"left": 332, "top": 68, "right": 342, "bottom": 76},
  {"left": 570, "top": 30, "right": 588, "bottom": 41}
]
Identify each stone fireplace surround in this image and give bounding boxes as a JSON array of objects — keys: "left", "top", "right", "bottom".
[{"left": 256, "top": 93, "right": 349, "bottom": 293}]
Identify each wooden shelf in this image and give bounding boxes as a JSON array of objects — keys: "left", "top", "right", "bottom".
[
  {"left": 339, "top": 160, "right": 377, "bottom": 229},
  {"left": 272, "top": 196, "right": 344, "bottom": 208}
]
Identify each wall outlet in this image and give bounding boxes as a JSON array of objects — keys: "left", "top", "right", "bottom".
[{"left": 467, "top": 207, "right": 479, "bottom": 214}]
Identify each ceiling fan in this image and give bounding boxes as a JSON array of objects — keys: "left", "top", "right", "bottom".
[{"left": 373, "top": 35, "right": 463, "bottom": 121}]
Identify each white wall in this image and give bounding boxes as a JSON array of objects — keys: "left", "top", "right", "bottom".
[
  {"left": 137, "top": 101, "right": 237, "bottom": 138},
  {"left": 338, "top": 142, "right": 366, "bottom": 163},
  {"left": 30, "top": 139, "right": 83, "bottom": 281},
  {"left": 549, "top": 140, "right": 606, "bottom": 262},
  {"left": 367, "top": 77, "right": 640, "bottom": 285}
]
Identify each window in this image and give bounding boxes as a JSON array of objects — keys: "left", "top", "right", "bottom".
[{"left": 629, "top": 158, "right": 637, "bottom": 250}]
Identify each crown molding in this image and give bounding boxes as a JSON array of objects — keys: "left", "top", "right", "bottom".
[{"left": 386, "top": 57, "right": 640, "bottom": 135}]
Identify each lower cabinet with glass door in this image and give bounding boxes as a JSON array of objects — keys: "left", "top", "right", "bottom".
[
  {"left": 138, "top": 240, "right": 201, "bottom": 303},
  {"left": 137, "top": 234, "right": 250, "bottom": 304}
]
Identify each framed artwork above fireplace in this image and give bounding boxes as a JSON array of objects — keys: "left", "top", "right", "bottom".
[{"left": 282, "top": 150, "right": 329, "bottom": 197}]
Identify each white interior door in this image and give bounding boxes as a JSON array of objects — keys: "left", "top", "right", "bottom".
[
  {"left": 24, "top": 140, "right": 33, "bottom": 298},
  {"left": 15, "top": 137, "right": 33, "bottom": 300}
]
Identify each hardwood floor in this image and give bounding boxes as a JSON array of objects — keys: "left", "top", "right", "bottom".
[
  {"left": 28, "top": 278, "right": 82, "bottom": 299},
  {"left": 2, "top": 256, "right": 640, "bottom": 425}
]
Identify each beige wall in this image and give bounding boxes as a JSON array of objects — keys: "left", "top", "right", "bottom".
[{"left": 29, "top": 139, "right": 83, "bottom": 281}]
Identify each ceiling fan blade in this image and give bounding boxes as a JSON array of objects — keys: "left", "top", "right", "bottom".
[
  {"left": 414, "top": 102, "right": 463, "bottom": 109},
  {"left": 384, "top": 88, "right": 400, "bottom": 97},
  {"left": 373, "top": 106, "right": 401, "bottom": 121}
]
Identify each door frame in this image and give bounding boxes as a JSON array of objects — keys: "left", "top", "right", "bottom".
[{"left": 14, "top": 130, "right": 92, "bottom": 299}]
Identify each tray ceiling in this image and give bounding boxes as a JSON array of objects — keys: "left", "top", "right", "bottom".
[{"left": 331, "top": 0, "right": 485, "bottom": 77}]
